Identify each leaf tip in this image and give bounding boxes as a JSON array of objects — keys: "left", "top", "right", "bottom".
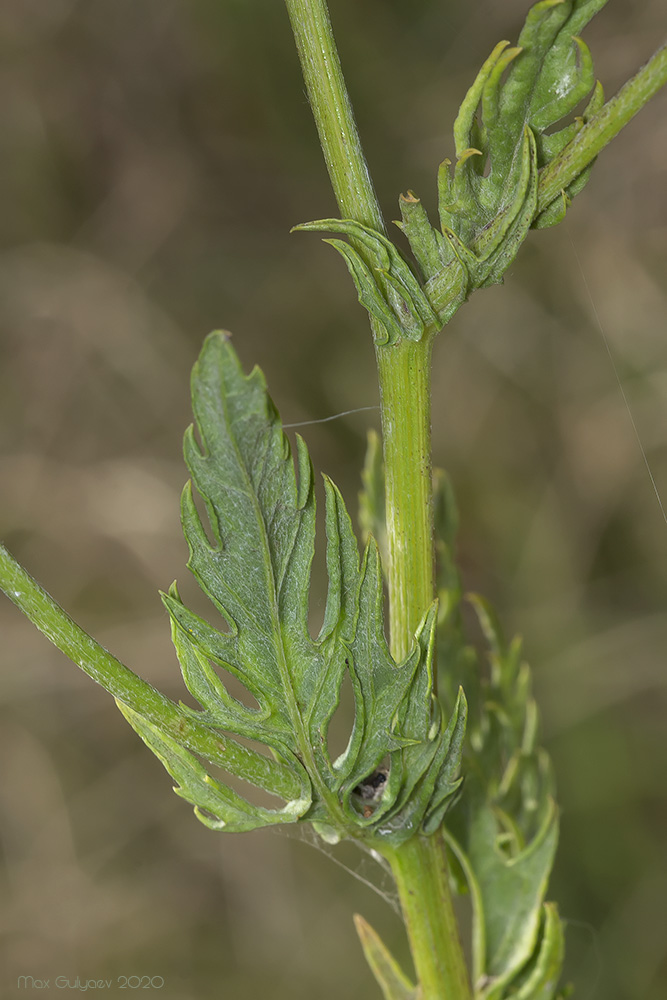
[
  {"left": 353, "top": 914, "right": 417, "bottom": 999},
  {"left": 204, "top": 328, "right": 232, "bottom": 346},
  {"left": 456, "top": 147, "right": 483, "bottom": 167}
]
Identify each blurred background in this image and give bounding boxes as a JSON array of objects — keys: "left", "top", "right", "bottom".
[{"left": 0, "top": 0, "right": 666, "bottom": 997}]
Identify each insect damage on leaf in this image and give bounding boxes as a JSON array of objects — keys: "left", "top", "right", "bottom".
[{"left": 119, "top": 331, "right": 465, "bottom": 847}]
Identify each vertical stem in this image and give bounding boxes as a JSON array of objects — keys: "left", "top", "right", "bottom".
[
  {"left": 384, "top": 832, "right": 471, "bottom": 1000},
  {"left": 283, "top": 0, "right": 436, "bottom": 658},
  {"left": 284, "top": 0, "right": 384, "bottom": 231},
  {"left": 376, "top": 337, "right": 435, "bottom": 660},
  {"left": 283, "top": 3, "right": 471, "bottom": 997}
]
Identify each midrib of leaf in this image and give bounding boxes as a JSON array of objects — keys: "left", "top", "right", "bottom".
[{"left": 217, "top": 366, "right": 345, "bottom": 824}]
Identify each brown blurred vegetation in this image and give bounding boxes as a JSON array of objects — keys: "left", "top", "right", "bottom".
[{"left": 0, "top": 1, "right": 666, "bottom": 997}]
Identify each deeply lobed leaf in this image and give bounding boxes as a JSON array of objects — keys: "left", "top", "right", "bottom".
[{"left": 121, "top": 332, "right": 465, "bottom": 846}]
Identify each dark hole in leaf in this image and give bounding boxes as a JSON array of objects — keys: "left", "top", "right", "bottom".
[
  {"left": 351, "top": 757, "right": 390, "bottom": 819},
  {"left": 352, "top": 765, "right": 389, "bottom": 802}
]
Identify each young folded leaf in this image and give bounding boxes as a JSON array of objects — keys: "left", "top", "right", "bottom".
[
  {"left": 432, "top": 477, "right": 566, "bottom": 1000},
  {"left": 442, "top": 0, "right": 608, "bottom": 240},
  {"left": 294, "top": 0, "right": 610, "bottom": 343},
  {"left": 122, "top": 331, "right": 465, "bottom": 846}
]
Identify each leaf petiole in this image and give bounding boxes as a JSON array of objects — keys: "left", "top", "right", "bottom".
[{"left": 0, "top": 542, "right": 299, "bottom": 799}]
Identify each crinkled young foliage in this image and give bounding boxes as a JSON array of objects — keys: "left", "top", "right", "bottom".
[
  {"left": 437, "top": 484, "right": 567, "bottom": 1000},
  {"left": 360, "top": 453, "right": 568, "bottom": 1000},
  {"left": 441, "top": 603, "right": 564, "bottom": 1000},
  {"left": 295, "top": 0, "right": 608, "bottom": 344},
  {"left": 121, "top": 331, "right": 465, "bottom": 847}
]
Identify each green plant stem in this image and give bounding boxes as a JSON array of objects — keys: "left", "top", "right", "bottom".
[
  {"left": 283, "top": 0, "right": 384, "bottom": 232},
  {"left": 283, "top": 3, "right": 471, "bottom": 998},
  {"left": 376, "top": 337, "right": 435, "bottom": 661},
  {"left": 0, "top": 543, "right": 297, "bottom": 798},
  {"left": 283, "top": 0, "right": 437, "bottom": 653},
  {"left": 384, "top": 832, "right": 471, "bottom": 1000},
  {"left": 537, "top": 41, "right": 667, "bottom": 214}
]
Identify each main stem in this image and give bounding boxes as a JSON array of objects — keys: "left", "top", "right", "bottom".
[
  {"left": 385, "top": 832, "right": 472, "bottom": 1000},
  {"left": 284, "top": 0, "right": 436, "bottom": 653},
  {"left": 376, "top": 337, "right": 435, "bottom": 660},
  {"left": 284, "top": 0, "right": 384, "bottom": 232},
  {"left": 284, "top": 2, "right": 471, "bottom": 998}
]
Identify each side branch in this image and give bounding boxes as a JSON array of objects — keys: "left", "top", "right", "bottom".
[{"left": 537, "top": 42, "right": 667, "bottom": 214}]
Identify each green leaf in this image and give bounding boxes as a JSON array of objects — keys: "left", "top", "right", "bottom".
[
  {"left": 429, "top": 474, "right": 566, "bottom": 999},
  {"left": 354, "top": 914, "right": 417, "bottom": 1000},
  {"left": 120, "top": 331, "right": 465, "bottom": 845},
  {"left": 450, "top": 793, "right": 559, "bottom": 999},
  {"left": 438, "top": 0, "right": 607, "bottom": 280},
  {"left": 293, "top": 1, "right": 612, "bottom": 342},
  {"left": 0, "top": 333, "right": 465, "bottom": 845},
  {"left": 507, "top": 902, "right": 566, "bottom": 1000},
  {"left": 292, "top": 219, "right": 442, "bottom": 344}
]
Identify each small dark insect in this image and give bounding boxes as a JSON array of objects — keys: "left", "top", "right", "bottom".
[{"left": 353, "top": 766, "right": 389, "bottom": 803}]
